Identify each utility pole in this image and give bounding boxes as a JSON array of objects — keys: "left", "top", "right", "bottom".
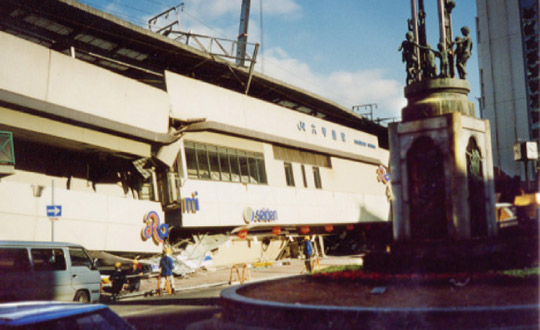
[{"left": 236, "top": 0, "right": 251, "bottom": 66}]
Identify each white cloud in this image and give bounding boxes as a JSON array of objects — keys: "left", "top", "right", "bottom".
[
  {"left": 259, "top": 47, "right": 405, "bottom": 120},
  {"left": 131, "top": 0, "right": 405, "bottom": 120},
  {"left": 183, "top": 0, "right": 301, "bottom": 20}
]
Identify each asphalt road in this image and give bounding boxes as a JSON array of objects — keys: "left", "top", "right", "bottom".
[
  {"left": 109, "top": 285, "right": 223, "bottom": 330},
  {"left": 106, "top": 255, "right": 363, "bottom": 329}
]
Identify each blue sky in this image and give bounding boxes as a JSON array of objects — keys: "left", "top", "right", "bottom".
[{"left": 78, "top": 0, "right": 480, "bottom": 122}]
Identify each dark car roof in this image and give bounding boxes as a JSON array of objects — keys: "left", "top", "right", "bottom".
[{"left": 0, "top": 302, "right": 107, "bottom": 326}]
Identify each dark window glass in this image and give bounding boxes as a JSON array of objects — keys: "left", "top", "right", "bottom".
[
  {"left": 207, "top": 145, "right": 220, "bottom": 180},
  {"left": 248, "top": 155, "right": 259, "bottom": 183},
  {"left": 196, "top": 144, "right": 210, "bottom": 179},
  {"left": 284, "top": 162, "right": 295, "bottom": 187},
  {"left": 0, "top": 248, "right": 30, "bottom": 272},
  {"left": 256, "top": 158, "right": 267, "bottom": 184},
  {"left": 229, "top": 149, "right": 241, "bottom": 182},
  {"left": 218, "top": 147, "right": 231, "bottom": 181},
  {"left": 31, "top": 248, "right": 66, "bottom": 271},
  {"left": 301, "top": 165, "right": 308, "bottom": 187},
  {"left": 238, "top": 151, "right": 249, "bottom": 183},
  {"left": 185, "top": 142, "right": 198, "bottom": 179},
  {"left": 69, "top": 247, "right": 93, "bottom": 269},
  {"left": 313, "top": 166, "right": 322, "bottom": 189},
  {"left": 183, "top": 140, "right": 267, "bottom": 185}
]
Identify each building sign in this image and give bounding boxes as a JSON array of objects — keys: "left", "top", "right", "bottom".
[
  {"left": 141, "top": 211, "right": 169, "bottom": 245},
  {"left": 514, "top": 141, "right": 538, "bottom": 161},
  {"left": 243, "top": 207, "right": 278, "bottom": 224},
  {"left": 181, "top": 191, "right": 200, "bottom": 214},
  {"left": 297, "top": 120, "right": 376, "bottom": 149},
  {"left": 376, "top": 165, "right": 391, "bottom": 184},
  {"left": 46, "top": 205, "right": 62, "bottom": 218},
  {"left": 376, "top": 165, "right": 393, "bottom": 202}
]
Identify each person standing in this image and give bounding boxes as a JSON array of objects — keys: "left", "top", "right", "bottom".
[
  {"left": 125, "top": 258, "right": 143, "bottom": 293},
  {"left": 303, "top": 236, "right": 313, "bottom": 273},
  {"left": 109, "top": 262, "right": 126, "bottom": 300},
  {"left": 159, "top": 248, "right": 176, "bottom": 295}
]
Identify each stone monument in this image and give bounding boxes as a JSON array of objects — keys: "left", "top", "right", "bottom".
[{"left": 376, "top": 0, "right": 498, "bottom": 270}]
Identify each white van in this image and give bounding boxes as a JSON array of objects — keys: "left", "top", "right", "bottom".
[{"left": 0, "top": 241, "right": 101, "bottom": 303}]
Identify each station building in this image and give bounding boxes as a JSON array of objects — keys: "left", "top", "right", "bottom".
[{"left": 0, "top": 0, "right": 390, "bottom": 256}]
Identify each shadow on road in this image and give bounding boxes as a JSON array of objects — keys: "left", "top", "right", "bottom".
[{"left": 108, "top": 296, "right": 222, "bottom": 307}]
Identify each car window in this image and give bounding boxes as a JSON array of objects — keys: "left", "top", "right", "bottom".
[
  {"left": 69, "top": 247, "right": 93, "bottom": 269},
  {"left": 0, "top": 248, "right": 30, "bottom": 272},
  {"left": 31, "top": 248, "right": 66, "bottom": 271}
]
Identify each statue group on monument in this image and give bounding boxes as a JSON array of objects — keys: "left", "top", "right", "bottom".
[{"left": 399, "top": 0, "right": 473, "bottom": 85}]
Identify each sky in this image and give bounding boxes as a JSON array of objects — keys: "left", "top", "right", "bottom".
[{"left": 78, "top": 0, "right": 480, "bottom": 123}]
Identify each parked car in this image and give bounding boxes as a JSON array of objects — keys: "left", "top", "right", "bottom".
[
  {"left": 0, "top": 301, "right": 134, "bottom": 329},
  {"left": 0, "top": 241, "right": 101, "bottom": 303}
]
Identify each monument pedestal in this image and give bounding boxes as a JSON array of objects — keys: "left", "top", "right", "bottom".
[
  {"left": 389, "top": 79, "right": 497, "bottom": 243},
  {"left": 389, "top": 112, "right": 497, "bottom": 241}
]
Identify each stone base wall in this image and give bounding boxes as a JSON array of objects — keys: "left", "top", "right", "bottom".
[{"left": 389, "top": 112, "right": 497, "bottom": 241}]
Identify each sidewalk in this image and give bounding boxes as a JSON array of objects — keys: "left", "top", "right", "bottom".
[{"left": 104, "top": 255, "right": 362, "bottom": 301}]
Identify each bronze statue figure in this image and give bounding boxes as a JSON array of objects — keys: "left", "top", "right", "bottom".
[
  {"left": 453, "top": 26, "right": 473, "bottom": 79},
  {"left": 398, "top": 32, "right": 420, "bottom": 85},
  {"left": 401, "top": 1, "right": 473, "bottom": 84}
]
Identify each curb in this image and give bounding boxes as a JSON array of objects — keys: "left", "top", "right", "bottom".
[{"left": 217, "top": 276, "right": 540, "bottom": 330}]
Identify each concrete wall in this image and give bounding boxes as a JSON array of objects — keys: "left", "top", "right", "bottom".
[
  {"left": 0, "top": 180, "right": 162, "bottom": 253},
  {"left": 165, "top": 71, "right": 382, "bottom": 159},
  {"left": 177, "top": 133, "right": 390, "bottom": 228},
  {"left": 0, "top": 31, "right": 170, "bottom": 135}
]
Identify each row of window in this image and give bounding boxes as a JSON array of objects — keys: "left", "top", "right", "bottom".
[
  {"left": 184, "top": 141, "right": 268, "bottom": 184},
  {"left": 184, "top": 141, "right": 325, "bottom": 189}
]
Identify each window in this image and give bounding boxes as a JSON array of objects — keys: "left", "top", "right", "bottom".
[
  {"left": 0, "top": 248, "right": 30, "bottom": 272},
  {"left": 256, "top": 158, "right": 267, "bottom": 184},
  {"left": 218, "top": 147, "right": 231, "bottom": 181},
  {"left": 196, "top": 145, "right": 210, "bottom": 179},
  {"left": 284, "top": 162, "right": 295, "bottom": 187},
  {"left": 207, "top": 145, "right": 220, "bottom": 180},
  {"left": 69, "top": 247, "right": 94, "bottom": 269},
  {"left": 185, "top": 142, "right": 198, "bottom": 178},
  {"left": 248, "top": 154, "right": 259, "bottom": 183},
  {"left": 313, "top": 166, "right": 322, "bottom": 189},
  {"left": 301, "top": 165, "right": 308, "bottom": 187},
  {"left": 31, "top": 248, "right": 66, "bottom": 271},
  {"left": 229, "top": 149, "right": 241, "bottom": 182},
  {"left": 184, "top": 140, "right": 267, "bottom": 184},
  {"left": 238, "top": 150, "right": 250, "bottom": 183}
]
